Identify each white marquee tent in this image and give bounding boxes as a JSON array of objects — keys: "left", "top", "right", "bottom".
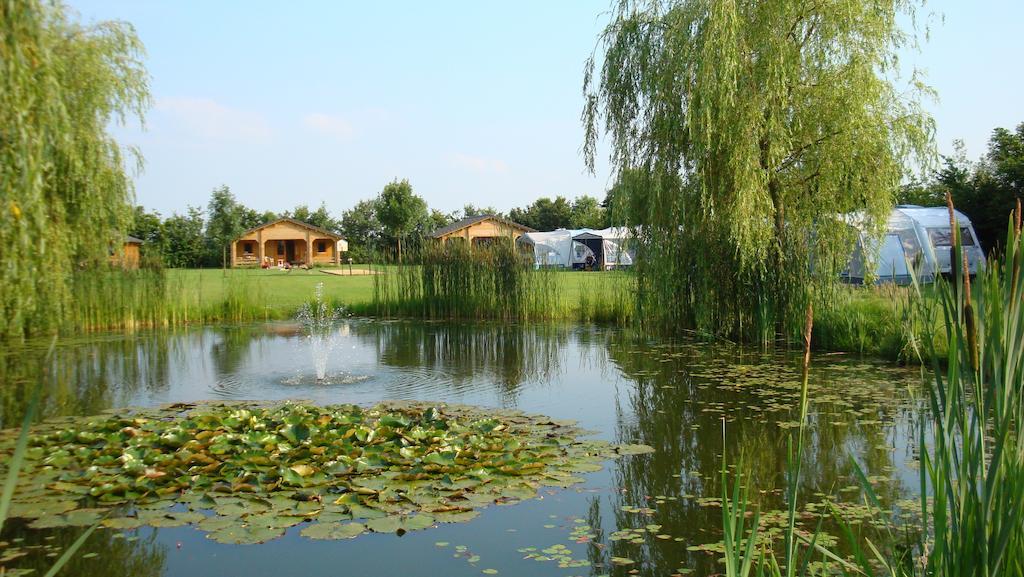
[
  {"left": 843, "top": 206, "right": 985, "bottom": 284},
  {"left": 518, "top": 227, "right": 635, "bottom": 269}
]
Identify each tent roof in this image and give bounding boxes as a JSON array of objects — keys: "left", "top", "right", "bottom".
[
  {"left": 894, "top": 206, "right": 973, "bottom": 228},
  {"left": 844, "top": 207, "right": 974, "bottom": 232}
]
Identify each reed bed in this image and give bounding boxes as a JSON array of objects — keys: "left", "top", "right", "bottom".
[
  {"left": 903, "top": 205, "right": 1024, "bottom": 576},
  {"left": 62, "top": 266, "right": 270, "bottom": 333},
  {"left": 365, "top": 242, "right": 633, "bottom": 323}
]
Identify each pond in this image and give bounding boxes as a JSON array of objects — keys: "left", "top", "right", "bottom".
[{"left": 0, "top": 320, "right": 923, "bottom": 577}]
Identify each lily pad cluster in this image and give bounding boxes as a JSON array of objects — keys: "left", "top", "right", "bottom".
[{"left": 0, "top": 401, "right": 650, "bottom": 544}]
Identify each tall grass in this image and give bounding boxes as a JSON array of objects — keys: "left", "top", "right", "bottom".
[
  {"left": 832, "top": 201, "right": 1024, "bottom": 576},
  {"left": 365, "top": 241, "right": 633, "bottom": 323},
  {"left": 810, "top": 284, "right": 931, "bottom": 361},
  {"left": 910, "top": 201, "right": 1024, "bottom": 576},
  {"left": 62, "top": 266, "right": 269, "bottom": 333}
]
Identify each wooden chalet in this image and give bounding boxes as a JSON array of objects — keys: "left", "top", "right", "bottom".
[
  {"left": 231, "top": 218, "right": 344, "bottom": 267},
  {"left": 431, "top": 214, "right": 535, "bottom": 245}
]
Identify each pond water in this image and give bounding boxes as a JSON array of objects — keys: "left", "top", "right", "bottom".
[{"left": 0, "top": 320, "right": 924, "bottom": 577}]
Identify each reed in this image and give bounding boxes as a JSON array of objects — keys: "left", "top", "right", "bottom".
[
  {"left": 366, "top": 242, "right": 633, "bottom": 323},
  {"left": 720, "top": 304, "right": 853, "bottom": 576},
  {"left": 911, "top": 201, "right": 1024, "bottom": 576},
  {"left": 62, "top": 266, "right": 270, "bottom": 333},
  {"left": 835, "top": 201, "right": 1024, "bottom": 576}
]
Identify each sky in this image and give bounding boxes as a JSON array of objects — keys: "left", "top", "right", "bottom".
[{"left": 65, "top": 0, "right": 1024, "bottom": 218}]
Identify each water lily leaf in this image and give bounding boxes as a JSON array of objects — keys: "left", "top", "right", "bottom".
[
  {"left": 6, "top": 499, "right": 77, "bottom": 519},
  {"left": 366, "top": 515, "right": 403, "bottom": 534},
  {"left": 433, "top": 510, "right": 479, "bottom": 523},
  {"left": 614, "top": 444, "right": 656, "bottom": 455},
  {"left": 138, "top": 510, "right": 205, "bottom": 528},
  {"left": 206, "top": 524, "right": 286, "bottom": 545},
  {"left": 197, "top": 516, "right": 236, "bottom": 532},
  {"left": 2, "top": 401, "right": 619, "bottom": 543},
  {"left": 300, "top": 522, "right": 366, "bottom": 540},
  {"left": 401, "top": 513, "right": 435, "bottom": 531},
  {"left": 28, "top": 509, "right": 104, "bottom": 529},
  {"left": 102, "top": 516, "right": 145, "bottom": 530}
]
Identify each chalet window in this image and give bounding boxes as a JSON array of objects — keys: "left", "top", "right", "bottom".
[
  {"left": 317, "top": 240, "right": 326, "bottom": 253},
  {"left": 243, "top": 242, "right": 253, "bottom": 255},
  {"left": 277, "top": 240, "right": 285, "bottom": 254}
]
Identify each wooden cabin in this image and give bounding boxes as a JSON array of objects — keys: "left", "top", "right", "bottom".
[
  {"left": 111, "top": 235, "right": 143, "bottom": 269},
  {"left": 231, "top": 218, "right": 344, "bottom": 267},
  {"left": 431, "top": 214, "right": 535, "bottom": 245}
]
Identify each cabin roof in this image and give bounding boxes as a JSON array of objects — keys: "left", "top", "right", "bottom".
[
  {"left": 236, "top": 217, "right": 344, "bottom": 240},
  {"left": 125, "top": 235, "right": 144, "bottom": 244},
  {"left": 430, "top": 214, "right": 535, "bottom": 239}
]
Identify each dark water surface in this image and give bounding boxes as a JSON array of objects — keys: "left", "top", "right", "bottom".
[{"left": 0, "top": 320, "right": 923, "bottom": 577}]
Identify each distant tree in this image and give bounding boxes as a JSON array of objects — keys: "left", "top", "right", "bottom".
[
  {"left": 901, "top": 129, "right": 1023, "bottom": 252},
  {"left": 569, "top": 196, "right": 605, "bottom": 229},
  {"left": 341, "top": 199, "right": 382, "bottom": 253},
  {"left": 162, "top": 208, "right": 206, "bottom": 268},
  {"left": 288, "top": 202, "right": 340, "bottom": 232},
  {"left": 509, "top": 196, "right": 573, "bottom": 231},
  {"left": 375, "top": 179, "right": 428, "bottom": 262},
  {"left": 257, "top": 210, "right": 278, "bottom": 225},
  {"left": 238, "top": 208, "right": 271, "bottom": 231},
  {"left": 129, "top": 206, "right": 164, "bottom": 247},
  {"left": 426, "top": 209, "right": 455, "bottom": 233},
  {"left": 963, "top": 125, "right": 1024, "bottom": 250},
  {"left": 461, "top": 204, "right": 500, "bottom": 218},
  {"left": 204, "top": 185, "right": 249, "bottom": 267},
  {"left": 896, "top": 176, "right": 945, "bottom": 207}
]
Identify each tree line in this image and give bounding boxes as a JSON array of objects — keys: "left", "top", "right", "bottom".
[
  {"left": 899, "top": 123, "right": 1024, "bottom": 251},
  {"left": 130, "top": 183, "right": 614, "bottom": 267}
]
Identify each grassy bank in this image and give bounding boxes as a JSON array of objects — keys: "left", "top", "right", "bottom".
[{"left": 60, "top": 262, "right": 928, "bottom": 360}]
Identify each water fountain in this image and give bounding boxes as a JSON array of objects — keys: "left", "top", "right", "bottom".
[{"left": 295, "top": 282, "right": 343, "bottom": 382}]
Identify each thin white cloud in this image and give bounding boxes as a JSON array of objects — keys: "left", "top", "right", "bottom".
[
  {"left": 447, "top": 152, "right": 509, "bottom": 174},
  {"left": 303, "top": 113, "right": 355, "bottom": 140},
  {"left": 156, "top": 97, "right": 271, "bottom": 143}
]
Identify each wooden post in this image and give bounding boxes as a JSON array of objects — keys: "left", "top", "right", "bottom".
[
  {"left": 257, "top": 231, "right": 264, "bottom": 265},
  {"left": 334, "top": 239, "right": 340, "bottom": 266},
  {"left": 229, "top": 239, "right": 237, "bottom": 268},
  {"left": 306, "top": 231, "right": 312, "bottom": 267}
]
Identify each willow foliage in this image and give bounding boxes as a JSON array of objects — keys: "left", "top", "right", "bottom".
[
  {"left": 584, "top": 0, "right": 934, "bottom": 342},
  {"left": 0, "top": 0, "right": 150, "bottom": 338}
]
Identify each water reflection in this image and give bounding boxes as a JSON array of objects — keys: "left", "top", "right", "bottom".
[
  {"left": 2, "top": 519, "right": 165, "bottom": 577},
  {"left": 0, "top": 321, "right": 923, "bottom": 577}
]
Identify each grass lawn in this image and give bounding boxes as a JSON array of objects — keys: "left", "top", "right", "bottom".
[
  {"left": 164, "top": 267, "right": 924, "bottom": 359},
  {"left": 166, "top": 266, "right": 628, "bottom": 319}
]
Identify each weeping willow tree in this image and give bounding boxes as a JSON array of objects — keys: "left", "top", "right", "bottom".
[
  {"left": 584, "top": 0, "right": 934, "bottom": 343},
  {"left": 0, "top": 0, "right": 150, "bottom": 338}
]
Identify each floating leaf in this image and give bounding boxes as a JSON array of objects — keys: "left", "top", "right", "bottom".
[
  {"left": 300, "top": 522, "right": 366, "bottom": 540},
  {"left": 614, "top": 444, "right": 656, "bottom": 455},
  {"left": 0, "top": 401, "right": 626, "bottom": 543},
  {"left": 206, "top": 524, "right": 286, "bottom": 545}
]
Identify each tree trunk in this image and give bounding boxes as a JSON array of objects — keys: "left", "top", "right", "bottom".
[{"left": 397, "top": 237, "right": 402, "bottom": 264}]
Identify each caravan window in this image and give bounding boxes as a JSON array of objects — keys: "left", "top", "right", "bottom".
[{"left": 928, "top": 227, "right": 975, "bottom": 247}]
